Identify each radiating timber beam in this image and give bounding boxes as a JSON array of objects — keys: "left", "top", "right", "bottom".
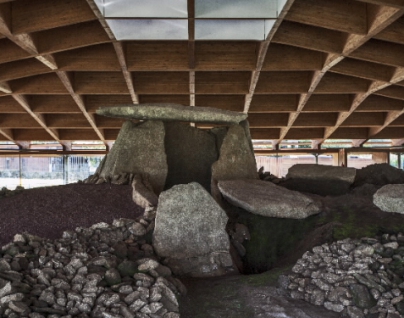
[
  {"left": 85, "top": 0, "right": 139, "bottom": 105},
  {"left": 392, "top": 138, "right": 404, "bottom": 146},
  {"left": 0, "top": 81, "right": 11, "bottom": 94},
  {"left": 11, "top": 94, "right": 61, "bottom": 142},
  {"left": 323, "top": 66, "right": 404, "bottom": 143},
  {"left": 0, "top": 3, "right": 108, "bottom": 143},
  {"left": 355, "top": 0, "right": 404, "bottom": 9},
  {"left": 274, "top": 4, "right": 404, "bottom": 146},
  {"left": 243, "top": 0, "right": 296, "bottom": 114},
  {"left": 56, "top": 71, "right": 106, "bottom": 143}
]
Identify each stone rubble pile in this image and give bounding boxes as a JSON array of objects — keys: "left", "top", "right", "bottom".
[
  {"left": 286, "top": 234, "right": 404, "bottom": 318},
  {"left": 0, "top": 207, "right": 185, "bottom": 318}
]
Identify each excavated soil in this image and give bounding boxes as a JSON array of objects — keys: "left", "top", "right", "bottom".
[{"left": 0, "top": 183, "right": 143, "bottom": 246}]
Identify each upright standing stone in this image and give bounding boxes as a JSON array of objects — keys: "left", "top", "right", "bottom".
[
  {"left": 153, "top": 182, "right": 235, "bottom": 277},
  {"left": 96, "top": 120, "right": 167, "bottom": 194},
  {"left": 211, "top": 124, "right": 258, "bottom": 201},
  {"left": 163, "top": 122, "right": 218, "bottom": 192}
]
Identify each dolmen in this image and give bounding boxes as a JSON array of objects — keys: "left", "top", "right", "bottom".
[
  {"left": 87, "top": 103, "right": 324, "bottom": 277},
  {"left": 91, "top": 103, "right": 257, "bottom": 197}
]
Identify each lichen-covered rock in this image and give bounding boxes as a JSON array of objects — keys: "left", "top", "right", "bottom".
[
  {"left": 96, "top": 120, "right": 168, "bottom": 194},
  {"left": 283, "top": 164, "right": 356, "bottom": 196},
  {"left": 132, "top": 174, "right": 159, "bottom": 208},
  {"left": 96, "top": 103, "right": 247, "bottom": 124},
  {"left": 153, "top": 182, "right": 235, "bottom": 277},
  {"left": 219, "top": 179, "right": 322, "bottom": 219},
  {"left": 373, "top": 184, "right": 404, "bottom": 213}
]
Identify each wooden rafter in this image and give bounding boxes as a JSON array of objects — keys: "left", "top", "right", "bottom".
[
  {"left": 243, "top": 0, "right": 296, "bottom": 114},
  {"left": 276, "top": 3, "right": 404, "bottom": 146},
  {"left": 1, "top": 0, "right": 404, "bottom": 144}
]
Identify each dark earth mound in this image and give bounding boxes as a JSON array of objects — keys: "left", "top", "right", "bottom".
[{"left": 0, "top": 183, "right": 143, "bottom": 246}]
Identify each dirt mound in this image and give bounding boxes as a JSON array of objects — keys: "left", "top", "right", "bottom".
[
  {"left": 0, "top": 183, "right": 143, "bottom": 245},
  {"left": 353, "top": 163, "right": 404, "bottom": 187}
]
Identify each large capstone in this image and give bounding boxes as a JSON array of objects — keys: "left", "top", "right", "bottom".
[
  {"left": 96, "top": 103, "right": 247, "bottom": 124},
  {"left": 282, "top": 164, "right": 356, "bottom": 196},
  {"left": 218, "top": 179, "right": 322, "bottom": 219},
  {"left": 153, "top": 182, "right": 235, "bottom": 277},
  {"left": 96, "top": 120, "right": 167, "bottom": 194},
  {"left": 373, "top": 184, "right": 404, "bottom": 213}
]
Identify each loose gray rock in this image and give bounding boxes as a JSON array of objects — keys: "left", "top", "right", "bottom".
[
  {"left": 283, "top": 164, "right": 356, "bottom": 196},
  {"left": 218, "top": 179, "right": 322, "bottom": 219},
  {"left": 96, "top": 103, "right": 247, "bottom": 124},
  {"left": 132, "top": 174, "right": 158, "bottom": 208},
  {"left": 373, "top": 184, "right": 404, "bottom": 213},
  {"left": 153, "top": 182, "right": 234, "bottom": 277}
]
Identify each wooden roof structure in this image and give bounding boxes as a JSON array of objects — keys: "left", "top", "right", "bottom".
[{"left": 1, "top": 0, "right": 404, "bottom": 149}]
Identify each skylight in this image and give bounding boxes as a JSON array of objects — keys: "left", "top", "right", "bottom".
[{"left": 94, "top": 0, "right": 286, "bottom": 40}]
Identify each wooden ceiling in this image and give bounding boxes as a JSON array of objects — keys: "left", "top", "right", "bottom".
[{"left": 1, "top": 0, "right": 404, "bottom": 148}]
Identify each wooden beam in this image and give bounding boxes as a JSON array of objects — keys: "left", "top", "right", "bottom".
[
  {"left": 0, "top": 113, "right": 41, "bottom": 128},
  {"left": 277, "top": 5, "right": 404, "bottom": 146},
  {"left": 0, "top": 128, "right": 14, "bottom": 142},
  {"left": 263, "top": 44, "right": 324, "bottom": 71},
  {"left": 355, "top": 0, "right": 404, "bottom": 9},
  {"left": 350, "top": 39, "right": 404, "bottom": 68},
  {"left": 273, "top": 21, "right": 345, "bottom": 54},
  {"left": 195, "top": 95, "right": 244, "bottom": 112},
  {"left": 11, "top": 0, "right": 97, "bottom": 34},
  {"left": 330, "top": 58, "right": 396, "bottom": 82},
  {"left": 392, "top": 138, "right": 404, "bottom": 146},
  {"left": 195, "top": 42, "right": 258, "bottom": 71},
  {"left": 113, "top": 42, "right": 138, "bottom": 104},
  {"left": 85, "top": 0, "right": 138, "bottom": 105},
  {"left": 35, "top": 21, "right": 110, "bottom": 54},
  {"left": 197, "top": 72, "right": 248, "bottom": 95},
  {"left": 374, "top": 16, "right": 404, "bottom": 44},
  {"left": 249, "top": 94, "right": 299, "bottom": 113},
  {"left": 285, "top": 0, "right": 367, "bottom": 35},
  {"left": 11, "top": 94, "right": 60, "bottom": 142},
  {"left": 0, "top": 58, "right": 52, "bottom": 82},
  {"left": 0, "top": 81, "right": 11, "bottom": 93},
  {"left": 9, "top": 73, "right": 68, "bottom": 95},
  {"left": 29, "top": 95, "right": 81, "bottom": 113},
  {"left": 56, "top": 71, "right": 106, "bottom": 143},
  {"left": 255, "top": 71, "right": 312, "bottom": 94},
  {"left": 243, "top": 0, "right": 295, "bottom": 113},
  {"left": 357, "top": 94, "right": 404, "bottom": 111}
]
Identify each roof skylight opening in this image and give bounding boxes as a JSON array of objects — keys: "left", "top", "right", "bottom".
[
  {"left": 195, "top": 0, "right": 278, "bottom": 18},
  {"left": 107, "top": 19, "right": 188, "bottom": 40},
  {"left": 97, "top": 0, "right": 286, "bottom": 40},
  {"left": 103, "top": 0, "right": 188, "bottom": 18},
  {"left": 195, "top": 19, "right": 275, "bottom": 41}
]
